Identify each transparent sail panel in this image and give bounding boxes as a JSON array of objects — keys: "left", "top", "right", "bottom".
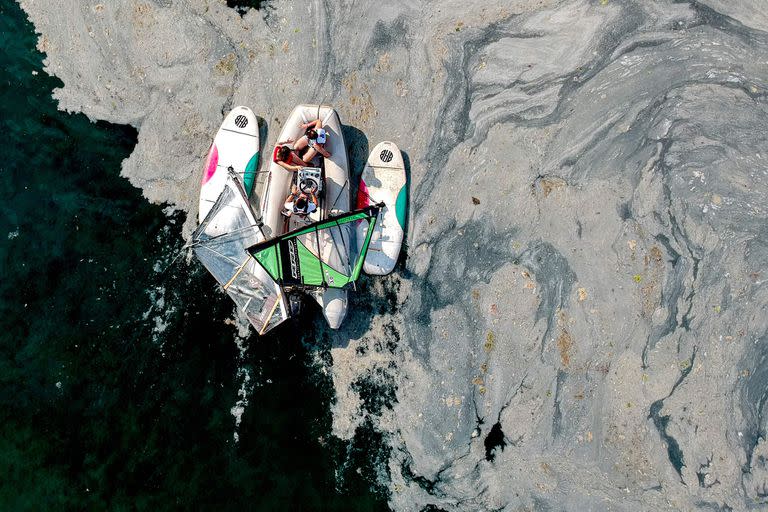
[
  {"left": 296, "top": 222, "right": 353, "bottom": 286},
  {"left": 192, "top": 174, "right": 288, "bottom": 334}
]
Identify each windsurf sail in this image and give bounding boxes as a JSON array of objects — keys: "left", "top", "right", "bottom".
[
  {"left": 248, "top": 204, "right": 382, "bottom": 289},
  {"left": 191, "top": 172, "right": 289, "bottom": 335}
]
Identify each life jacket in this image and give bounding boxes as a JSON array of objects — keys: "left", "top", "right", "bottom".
[{"left": 273, "top": 146, "right": 301, "bottom": 165}]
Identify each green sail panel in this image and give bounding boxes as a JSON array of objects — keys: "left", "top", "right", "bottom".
[
  {"left": 248, "top": 204, "right": 381, "bottom": 289},
  {"left": 253, "top": 244, "right": 281, "bottom": 282}
]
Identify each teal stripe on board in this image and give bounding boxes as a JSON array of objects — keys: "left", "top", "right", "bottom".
[
  {"left": 395, "top": 185, "right": 408, "bottom": 230},
  {"left": 243, "top": 151, "right": 259, "bottom": 196}
]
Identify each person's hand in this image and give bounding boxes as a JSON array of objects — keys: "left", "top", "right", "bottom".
[
  {"left": 291, "top": 184, "right": 298, "bottom": 194},
  {"left": 287, "top": 137, "right": 294, "bottom": 143}
]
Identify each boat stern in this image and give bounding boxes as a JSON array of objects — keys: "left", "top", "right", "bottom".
[{"left": 317, "top": 289, "right": 348, "bottom": 329}]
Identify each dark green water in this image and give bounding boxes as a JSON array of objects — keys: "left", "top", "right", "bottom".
[{"left": 0, "top": 1, "right": 387, "bottom": 509}]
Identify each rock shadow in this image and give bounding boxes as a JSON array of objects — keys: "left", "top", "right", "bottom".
[
  {"left": 342, "top": 123, "right": 369, "bottom": 184},
  {"left": 257, "top": 115, "right": 268, "bottom": 158},
  {"left": 247, "top": 115, "right": 270, "bottom": 214},
  {"left": 225, "top": 0, "right": 273, "bottom": 16},
  {"left": 395, "top": 149, "right": 412, "bottom": 278}
]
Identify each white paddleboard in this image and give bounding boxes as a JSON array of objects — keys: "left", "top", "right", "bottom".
[
  {"left": 198, "top": 106, "right": 260, "bottom": 224},
  {"left": 356, "top": 141, "right": 407, "bottom": 275}
]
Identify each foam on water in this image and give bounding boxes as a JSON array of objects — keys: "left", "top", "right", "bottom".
[{"left": 230, "top": 367, "right": 252, "bottom": 443}]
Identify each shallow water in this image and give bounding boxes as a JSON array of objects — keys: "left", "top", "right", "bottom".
[{"left": 0, "top": 1, "right": 386, "bottom": 509}]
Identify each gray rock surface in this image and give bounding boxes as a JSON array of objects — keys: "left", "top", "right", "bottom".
[{"left": 20, "top": 0, "right": 768, "bottom": 509}]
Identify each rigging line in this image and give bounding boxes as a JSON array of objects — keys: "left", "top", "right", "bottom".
[
  {"left": 329, "top": 179, "right": 349, "bottom": 212},
  {"left": 356, "top": 183, "right": 384, "bottom": 206},
  {"left": 332, "top": 218, "right": 351, "bottom": 275},
  {"left": 321, "top": 108, "right": 334, "bottom": 126},
  {"left": 158, "top": 244, "right": 190, "bottom": 276},
  {"left": 191, "top": 224, "right": 259, "bottom": 246},
  {"left": 193, "top": 244, "right": 249, "bottom": 268},
  {"left": 314, "top": 224, "right": 327, "bottom": 288},
  {"left": 334, "top": 218, "right": 355, "bottom": 292},
  {"left": 189, "top": 222, "right": 264, "bottom": 246},
  {"left": 219, "top": 166, "right": 270, "bottom": 175}
]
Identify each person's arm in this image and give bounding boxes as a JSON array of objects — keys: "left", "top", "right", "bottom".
[
  {"left": 305, "top": 193, "right": 318, "bottom": 213},
  {"left": 276, "top": 138, "right": 295, "bottom": 145},
  {"left": 276, "top": 160, "right": 302, "bottom": 172},
  {"left": 300, "top": 119, "right": 322, "bottom": 130},
  {"left": 284, "top": 189, "right": 299, "bottom": 202},
  {"left": 284, "top": 186, "right": 299, "bottom": 202},
  {"left": 316, "top": 145, "right": 331, "bottom": 158}
]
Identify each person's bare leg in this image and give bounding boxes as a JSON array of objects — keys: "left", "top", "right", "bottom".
[
  {"left": 302, "top": 147, "right": 318, "bottom": 163},
  {"left": 293, "top": 136, "right": 309, "bottom": 151}
]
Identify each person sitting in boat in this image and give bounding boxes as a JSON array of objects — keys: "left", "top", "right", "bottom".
[
  {"left": 273, "top": 144, "right": 305, "bottom": 172},
  {"left": 282, "top": 185, "right": 318, "bottom": 218},
  {"left": 293, "top": 119, "right": 331, "bottom": 163}
]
